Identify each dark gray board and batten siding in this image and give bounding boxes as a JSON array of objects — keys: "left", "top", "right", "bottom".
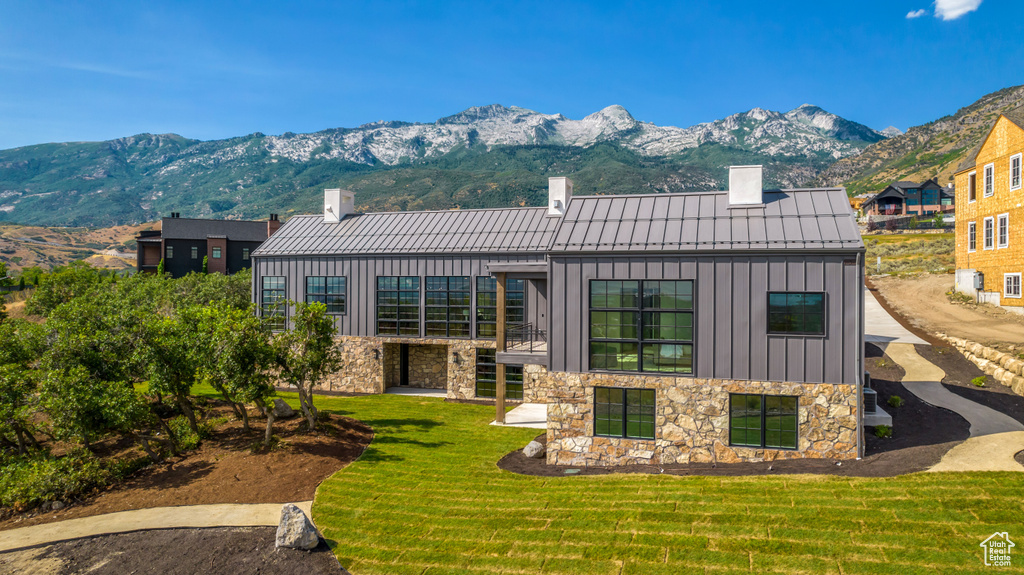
[
  {"left": 252, "top": 255, "right": 547, "bottom": 338},
  {"left": 548, "top": 254, "right": 864, "bottom": 386}
]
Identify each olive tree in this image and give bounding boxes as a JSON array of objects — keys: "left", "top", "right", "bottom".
[
  {"left": 273, "top": 302, "right": 340, "bottom": 430},
  {"left": 0, "top": 320, "right": 44, "bottom": 455}
]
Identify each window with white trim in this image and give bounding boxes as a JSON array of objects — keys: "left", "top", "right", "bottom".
[
  {"left": 984, "top": 164, "right": 994, "bottom": 197},
  {"left": 968, "top": 221, "right": 976, "bottom": 252},
  {"left": 997, "top": 213, "right": 1009, "bottom": 249},
  {"left": 1005, "top": 274, "right": 1022, "bottom": 299},
  {"left": 984, "top": 217, "right": 994, "bottom": 250},
  {"left": 1011, "top": 153, "right": 1022, "bottom": 191},
  {"left": 968, "top": 172, "right": 977, "bottom": 202}
]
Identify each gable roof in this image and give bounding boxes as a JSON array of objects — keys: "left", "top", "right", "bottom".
[
  {"left": 548, "top": 189, "right": 862, "bottom": 253},
  {"left": 956, "top": 107, "right": 1024, "bottom": 174},
  {"left": 253, "top": 207, "right": 559, "bottom": 256},
  {"left": 160, "top": 217, "right": 271, "bottom": 242}
]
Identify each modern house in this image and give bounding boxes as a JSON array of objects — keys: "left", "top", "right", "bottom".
[
  {"left": 251, "top": 167, "right": 866, "bottom": 466},
  {"left": 136, "top": 214, "right": 281, "bottom": 278},
  {"left": 953, "top": 110, "right": 1024, "bottom": 314},
  {"left": 860, "top": 179, "right": 954, "bottom": 217}
]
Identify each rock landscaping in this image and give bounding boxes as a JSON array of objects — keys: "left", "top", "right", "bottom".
[
  {"left": 938, "top": 334, "right": 1024, "bottom": 397},
  {"left": 276, "top": 503, "right": 321, "bottom": 550}
]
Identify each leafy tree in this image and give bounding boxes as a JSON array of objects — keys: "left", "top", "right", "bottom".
[
  {"left": 0, "top": 320, "right": 45, "bottom": 455},
  {"left": 908, "top": 216, "right": 919, "bottom": 230},
  {"left": 273, "top": 301, "right": 340, "bottom": 430},
  {"left": 137, "top": 309, "right": 206, "bottom": 434},
  {"left": 201, "top": 256, "right": 208, "bottom": 274},
  {"left": 157, "top": 258, "right": 165, "bottom": 276},
  {"left": 18, "top": 276, "right": 25, "bottom": 291},
  {"left": 0, "top": 261, "right": 10, "bottom": 286},
  {"left": 24, "top": 262, "right": 106, "bottom": 317},
  {"left": 196, "top": 304, "right": 275, "bottom": 435},
  {"left": 932, "top": 212, "right": 945, "bottom": 228}
]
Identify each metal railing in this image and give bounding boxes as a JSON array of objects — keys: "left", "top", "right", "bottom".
[{"left": 505, "top": 323, "right": 547, "bottom": 353}]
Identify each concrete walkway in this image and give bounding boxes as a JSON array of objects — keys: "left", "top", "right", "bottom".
[
  {"left": 491, "top": 403, "right": 547, "bottom": 429},
  {"left": 885, "top": 343, "right": 1024, "bottom": 437},
  {"left": 882, "top": 342, "right": 1024, "bottom": 473},
  {"left": 0, "top": 501, "right": 313, "bottom": 553},
  {"left": 865, "top": 288, "right": 929, "bottom": 345},
  {"left": 384, "top": 387, "right": 446, "bottom": 398}
]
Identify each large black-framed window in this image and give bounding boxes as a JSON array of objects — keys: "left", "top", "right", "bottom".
[
  {"left": 377, "top": 276, "right": 420, "bottom": 336},
  {"left": 589, "top": 280, "right": 694, "bottom": 374},
  {"left": 306, "top": 276, "right": 347, "bottom": 314},
  {"left": 261, "top": 276, "right": 286, "bottom": 331},
  {"left": 594, "top": 387, "right": 656, "bottom": 439},
  {"left": 425, "top": 276, "right": 471, "bottom": 338},
  {"left": 729, "top": 394, "right": 798, "bottom": 450},
  {"left": 767, "top": 292, "right": 825, "bottom": 335},
  {"left": 474, "top": 349, "right": 523, "bottom": 400},
  {"left": 475, "top": 277, "right": 525, "bottom": 338}
]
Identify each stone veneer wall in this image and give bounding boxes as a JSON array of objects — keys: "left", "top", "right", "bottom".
[
  {"left": 546, "top": 372, "right": 859, "bottom": 467},
  {"left": 321, "top": 336, "right": 489, "bottom": 397}
]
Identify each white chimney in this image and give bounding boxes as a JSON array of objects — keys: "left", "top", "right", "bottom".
[
  {"left": 324, "top": 188, "right": 355, "bottom": 223},
  {"left": 728, "top": 165, "right": 763, "bottom": 206},
  {"left": 548, "top": 176, "right": 573, "bottom": 217}
]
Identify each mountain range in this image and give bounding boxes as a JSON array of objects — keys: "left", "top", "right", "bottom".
[{"left": 0, "top": 103, "right": 890, "bottom": 226}]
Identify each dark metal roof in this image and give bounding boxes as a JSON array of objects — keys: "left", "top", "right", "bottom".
[
  {"left": 957, "top": 108, "right": 1024, "bottom": 173},
  {"left": 253, "top": 207, "right": 560, "bottom": 256},
  {"left": 548, "top": 189, "right": 863, "bottom": 253},
  {"left": 159, "top": 218, "right": 271, "bottom": 242}
]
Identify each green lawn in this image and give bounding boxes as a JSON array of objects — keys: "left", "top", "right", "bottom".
[{"left": 265, "top": 391, "right": 1021, "bottom": 574}]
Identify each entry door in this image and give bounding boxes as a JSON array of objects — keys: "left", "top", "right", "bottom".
[{"left": 399, "top": 344, "right": 410, "bottom": 386}]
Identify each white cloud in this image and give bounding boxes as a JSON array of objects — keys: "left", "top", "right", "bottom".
[
  {"left": 934, "top": 0, "right": 982, "bottom": 20},
  {"left": 906, "top": 9, "right": 927, "bottom": 18}
]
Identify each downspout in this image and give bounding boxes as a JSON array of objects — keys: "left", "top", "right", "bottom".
[{"left": 856, "top": 250, "right": 864, "bottom": 460}]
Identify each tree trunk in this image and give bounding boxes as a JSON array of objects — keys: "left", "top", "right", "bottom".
[
  {"left": 297, "top": 386, "right": 317, "bottom": 430},
  {"left": 238, "top": 404, "right": 250, "bottom": 434},
  {"left": 156, "top": 416, "right": 180, "bottom": 456},
  {"left": 13, "top": 427, "right": 27, "bottom": 456},
  {"left": 177, "top": 395, "right": 200, "bottom": 435},
  {"left": 135, "top": 434, "right": 162, "bottom": 463},
  {"left": 254, "top": 402, "right": 266, "bottom": 417},
  {"left": 264, "top": 410, "right": 276, "bottom": 447}
]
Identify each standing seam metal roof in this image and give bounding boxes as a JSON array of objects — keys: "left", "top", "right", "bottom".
[
  {"left": 253, "top": 188, "right": 864, "bottom": 257},
  {"left": 252, "top": 207, "right": 560, "bottom": 256}
]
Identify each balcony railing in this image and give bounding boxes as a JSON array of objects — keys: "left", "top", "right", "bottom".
[{"left": 505, "top": 323, "right": 547, "bottom": 353}]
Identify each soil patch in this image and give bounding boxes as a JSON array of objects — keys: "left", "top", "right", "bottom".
[
  {"left": 499, "top": 344, "right": 969, "bottom": 478},
  {"left": 0, "top": 405, "right": 373, "bottom": 532},
  {"left": 915, "top": 343, "right": 1024, "bottom": 426},
  {"left": 869, "top": 274, "right": 1024, "bottom": 346},
  {"left": 0, "top": 527, "right": 343, "bottom": 575}
]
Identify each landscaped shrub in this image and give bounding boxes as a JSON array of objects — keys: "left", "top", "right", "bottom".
[
  {"left": 887, "top": 395, "right": 905, "bottom": 408},
  {"left": 873, "top": 425, "right": 893, "bottom": 438},
  {"left": 971, "top": 376, "right": 987, "bottom": 387},
  {"left": 885, "top": 218, "right": 898, "bottom": 232},
  {"left": 0, "top": 449, "right": 147, "bottom": 513},
  {"left": 866, "top": 219, "right": 878, "bottom": 232},
  {"left": 168, "top": 416, "right": 202, "bottom": 450}
]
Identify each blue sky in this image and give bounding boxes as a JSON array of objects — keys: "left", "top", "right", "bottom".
[{"left": 0, "top": 0, "right": 1020, "bottom": 150}]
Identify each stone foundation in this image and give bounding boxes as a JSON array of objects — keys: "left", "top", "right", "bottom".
[{"left": 545, "top": 373, "right": 859, "bottom": 467}]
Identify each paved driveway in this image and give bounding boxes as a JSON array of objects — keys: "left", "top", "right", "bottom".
[{"left": 864, "top": 287, "right": 929, "bottom": 345}]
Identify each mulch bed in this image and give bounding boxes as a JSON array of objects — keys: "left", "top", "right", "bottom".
[
  {"left": 0, "top": 527, "right": 344, "bottom": 575},
  {"left": 915, "top": 343, "right": 1024, "bottom": 426},
  {"left": 498, "top": 344, "right": 970, "bottom": 478},
  {"left": 0, "top": 403, "right": 373, "bottom": 532}
]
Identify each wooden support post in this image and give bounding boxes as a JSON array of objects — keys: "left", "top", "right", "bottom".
[{"left": 495, "top": 272, "right": 506, "bottom": 424}]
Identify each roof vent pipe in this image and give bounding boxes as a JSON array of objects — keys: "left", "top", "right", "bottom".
[
  {"left": 548, "top": 177, "right": 573, "bottom": 217},
  {"left": 728, "top": 165, "right": 763, "bottom": 207},
  {"left": 324, "top": 188, "right": 355, "bottom": 223}
]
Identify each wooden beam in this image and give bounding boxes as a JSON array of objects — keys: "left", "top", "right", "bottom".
[{"left": 495, "top": 272, "right": 506, "bottom": 424}]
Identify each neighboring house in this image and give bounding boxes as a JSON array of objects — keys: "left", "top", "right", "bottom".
[
  {"left": 860, "top": 179, "right": 954, "bottom": 217},
  {"left": 953, "top": 110, "right": 1024, "bottom": 314},
  {"left": 849, "top": 193, "right": 875, "bottom": 216},
  {"left": 136, "top": 213, "right": 282, "bottom": 278},
  {"left": 251, "top": 166, "right": 866, "bottom": 466}
]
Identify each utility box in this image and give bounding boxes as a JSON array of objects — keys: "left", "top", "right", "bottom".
[{"left": 974, "top": 272, "right": 984, "bottom": 291}]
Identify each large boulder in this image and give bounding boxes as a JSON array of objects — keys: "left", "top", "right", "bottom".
[
  {"left": 272, "top": 398, "right": 296, "bottom": 419},
  {"left": 275, "top": 504, "right": 320, "bottom": 550},
  {"left": 523, "top": 440, "right": 545, "bottom": 459}
]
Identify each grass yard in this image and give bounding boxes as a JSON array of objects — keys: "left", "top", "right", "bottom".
[
  {"left": 863, "top": 233, "right": 954, "bottom": 275},
  {"left": 255, "top": 391, "right": 1022, "bottom": 575}
]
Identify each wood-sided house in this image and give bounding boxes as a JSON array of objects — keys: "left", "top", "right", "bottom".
[{"left": 251, "top": 166, "right": 866, "bottom": 466}]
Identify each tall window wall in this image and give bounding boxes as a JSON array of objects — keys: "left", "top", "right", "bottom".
[
  {"left": 261, "top": 276, "right": 286, "bottom": 331},
  {"left": 425, "top": 276, "right": 471, "bottom": 338},
  {"left": 377, "top": 277, "right": 420, "bottom": 336},
  {"left": 476, "top": 277, "right": 525, "bottom": 338},
  {"left": 589, "top": 280, "right": 694, "bottom": 374}
]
